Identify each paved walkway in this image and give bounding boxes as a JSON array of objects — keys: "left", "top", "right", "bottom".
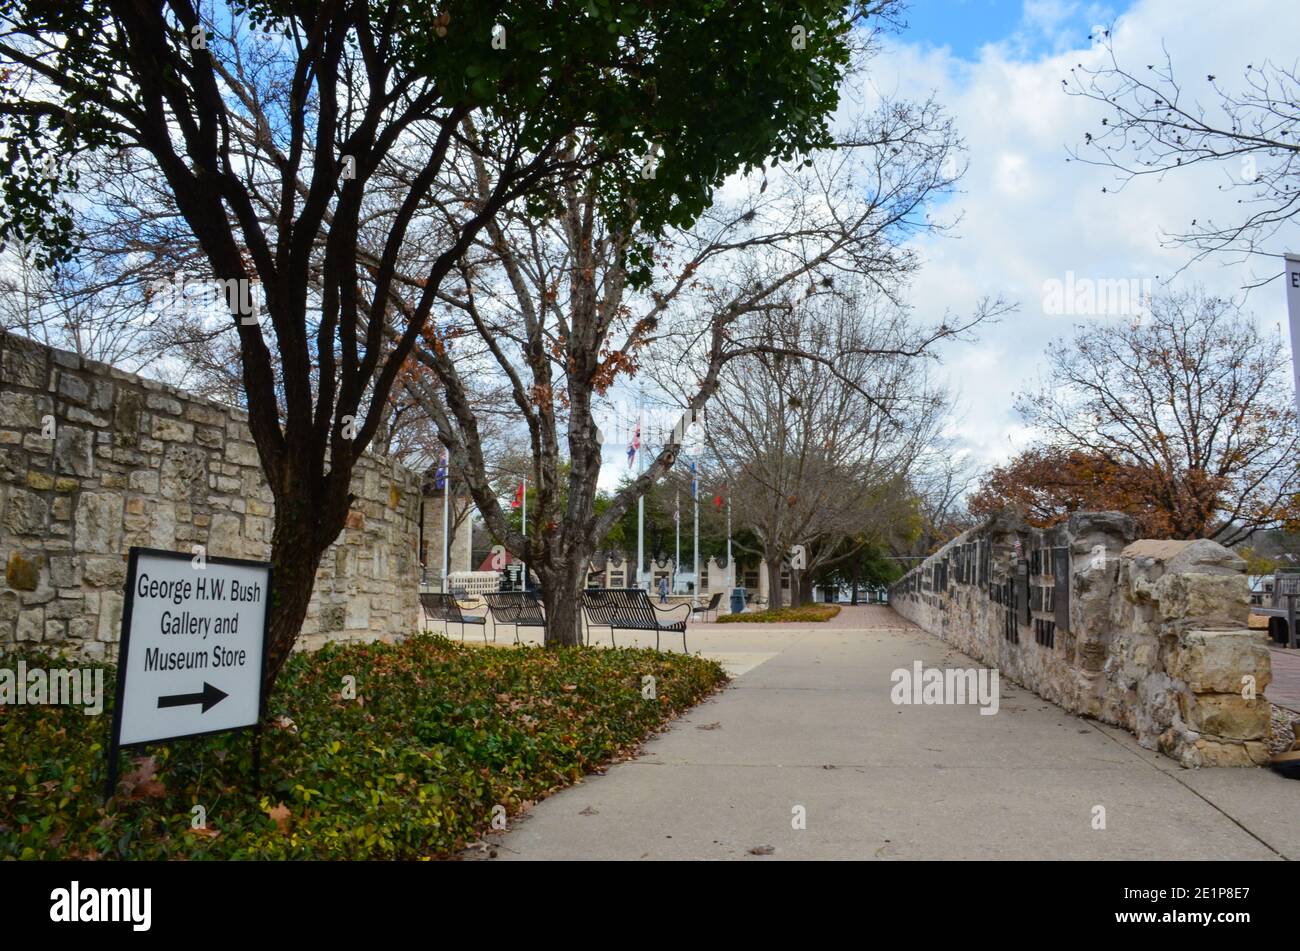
[
  {"left": 479, "top": 606, "right": 1299, "bottom": 860},
  {"left": 1267, "top": 646, "right": 1300, "bottom": 713}
]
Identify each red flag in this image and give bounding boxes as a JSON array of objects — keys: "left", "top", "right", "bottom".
[
  {"left": 511, "top": 481, "right": 524, "bottom": 509},
  {"left": 713, "top": 490, "right": 724, "bottom": 509}
]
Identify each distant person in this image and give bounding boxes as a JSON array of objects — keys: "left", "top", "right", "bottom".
[{"left": 657, "top": 576, "right": 669, "bottom": 604}]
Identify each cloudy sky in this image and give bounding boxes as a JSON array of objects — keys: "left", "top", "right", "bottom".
[{"left": 871, "top": 0, "right": 1298, "bottom": 470}]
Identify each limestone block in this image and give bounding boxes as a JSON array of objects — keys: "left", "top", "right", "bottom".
[
  {"left": 1, "top": 334, "right": 47, "bottom": 387},
  {"left": 1177, "top": 692, "right": 1270, "bottom": 740},
  {"left": 97, "top": 591, "right": 123, "bottom": 641},
  {"left": 184, "top": 402, "right": 227, "bottom": 427},
  {"left": 150, "top": 503, "right": 177, "bottom": 548},
  {"left": 112, "top": 390, "right": 144, "bottom": 447},
  {"left": 45, "top": 597, "right": 81, "bottom": 620},
  {"left": 5, "top": 551, "right": 41, "bottom": 590},
  {"left": 1163, "top": 538, "right": 1246, "bottom": 576},
  {"left": 53, "top": 425, "right": 93, "bottom": 477},
  {"left": 225, "top": 441, "right": 260, "bottom": 467},
  {"left": 48, "top": 554, "right": 79, "bottom": 588},
  {"left": 152, "top": 417, "right": 194, "bottom": 442},
  {"left": 160, "top": 445, "right": 208, "bottom": 502},
  {"left": 68, "top": 617, "right": 95, "bottom": 640},
  {"left": 65, "top": 406, "right": 109, "bottom": 427},
  {"left": 83, "top": 555, "right": 126, "bottom": 588},
  {"left": 1168, "top": 629, "right": 1272, "bottom": 694},
  {"left": 56, "top": 372, "right": 90, "bottom": 405},
  {"left": 74, "top": 492, "right": 123, "bottom": 554},
  {"left": 146, "top": 393, "right": 183, "bottom": 415},
  {"left": 1194, "top": 738, "right": 1271, "bottom": 767},
  {"left": 207, "top": 513, "right": 243, "bottom": 558},
  {"left": 16, "top": 608, "right": 43, "bottom": 641},
  {"left": 5, "top": 488, "right": 48, "bottom": 535},
  {"left": 1152, "top": 572, "right": 1249, "bottom": 627},
  {"left": 0, "top": 390, "right": 40, "bottom": 427},
  {"left": 128, "top": 470, "right": 160, "bottom": 494},
  {"left": 345, "top": 598, "right": 370, "bottom": 630}
]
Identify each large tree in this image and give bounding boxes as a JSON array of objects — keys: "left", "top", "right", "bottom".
[
  {"left": 1012, "top": 289, "right": 1299, "bottom": 545},
  {"left": 0, "top": 0, "right": 884, "bottom": 676},
  {"left": 392, "top": 72, "right": 992, "bottom": 641},
  {"left": 697, "top": 289, "right": 956, "bottom": 607},
  {"left": 968, "top": 446, "right": 1171, "bottom": 535}
]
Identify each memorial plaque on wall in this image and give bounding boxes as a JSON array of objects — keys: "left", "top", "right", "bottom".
[
  {"left": 1052, "top": 547, "right": 1070, "bottom": 633},
  {"left": 1016, "top": 561, "right": 1030, "bottom": 627}
]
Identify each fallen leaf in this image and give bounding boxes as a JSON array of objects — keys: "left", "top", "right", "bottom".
[{"left": 265, "top": 802, "right": 292, "bottom": 833}]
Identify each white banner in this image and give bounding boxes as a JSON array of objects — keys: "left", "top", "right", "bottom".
[{"left": 1285, "top": 254, "right": 1300, "bottom": 421}]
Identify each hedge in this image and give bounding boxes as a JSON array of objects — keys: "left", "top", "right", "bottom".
[
  {"left": 719, "top": 604, "right": 842, "bottom": 623},
  {"left": 0, "top": 636, "right": 726, "bottom": 859}
]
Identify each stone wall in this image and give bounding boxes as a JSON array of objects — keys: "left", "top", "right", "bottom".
[
  {"left": 889, "top": 511, "right": 1273, "bottom": 767},
  {"left": 0, "top": 332, "right": 421, "bottom": 659}
]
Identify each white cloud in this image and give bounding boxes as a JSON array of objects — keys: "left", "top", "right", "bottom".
[{"left": 869, "top": 0, "right": 1299, "bottom": 472}]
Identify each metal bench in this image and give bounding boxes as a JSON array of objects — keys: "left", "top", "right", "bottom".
[
  {"left": 419, "top": 592, "right": 489, "bottom": 643},
  {"left": 483, "top": 591, "right": 548, "bottom": 645},
  {"left": 582, "top": 587, "right": 690, "bottom": 652},
  {"left": 691, "top": 592, "right": 723, "bottom": 622}
]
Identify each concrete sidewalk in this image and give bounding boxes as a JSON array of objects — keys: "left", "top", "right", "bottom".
[{"left": 480, "top": 606, "right": 1299, "bottom": 860}]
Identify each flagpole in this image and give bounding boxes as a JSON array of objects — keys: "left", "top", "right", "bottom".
[
  {"left": 693, "top": 482, "right": 700, "bottom": 609},
  {"left": 726, "top": 493, "right": 733, "bottom": 594},
  {"left": 441, "top": 451, "right": 450, "bottom": 594},
  {"left": 636, "top": 403, "right": 645, "bottom": 590},
  {"left": 521, "top": 477, "right": 528, "bottom": 592},
  {"left": 674, "top": 491, "right": 680, "bottom": 595}
]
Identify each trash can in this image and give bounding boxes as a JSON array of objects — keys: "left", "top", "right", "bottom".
[{"left": 730, "top": 587, "right": 748, "bottom": 615}]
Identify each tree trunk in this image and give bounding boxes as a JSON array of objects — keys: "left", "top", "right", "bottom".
[
  {"left": 798, "top": 572, "right": 813, "bottom": 606},
  {"left": 850, "top": 562, "right": 859, "bottom": 605},
  {"left": 767, "top": 559, "right": 784, "bottom": 609},
  {"left": 539, "top": 560, "right": 588, "bottom": 647},
  {"left": 261, "top": 509, "right": 329, "bottom": 695}
]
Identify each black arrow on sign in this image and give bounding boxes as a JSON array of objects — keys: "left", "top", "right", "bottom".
[{"left": 157, "top": 682, "right": 228, "bottom": 713}]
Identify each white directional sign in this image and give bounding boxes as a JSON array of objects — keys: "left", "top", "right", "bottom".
[{"left": 113, "top": 548, "right": 269, "bottom": 746}]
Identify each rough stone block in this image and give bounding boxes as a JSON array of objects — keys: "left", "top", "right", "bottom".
[
  {"left": 74, "top": 492, "right": 124, "bottom": 554},
  {"left": 53, "top": 425, "right": 93, "bottom": 477},
  {"left": 5, "top": 551, "right": 41, "bottom": 591},
  {"left": 1168, "top": 630, "right": 1272, "bottom": 694},
  {"left": 2, "top": 334, "right": 48, "bottom": 388},
  {"left": 1177, "top": 692, "right": 1270, "bottom": 740},
  {"left": 152, "top": 417, "right": 194, "bottom": 442},
  {"left": 4, "top": 489, "right": 48, "bottom": 535},
  {"left": 56, "top": 372, "right": 91, "bottom": 405},
  {"left": 1152, "top": 572, "right": 1249, "bottom": 627}
]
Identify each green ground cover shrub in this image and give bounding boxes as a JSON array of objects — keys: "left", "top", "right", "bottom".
[{"left": 0, "top": 636, "right": 726, "bottom": 859}]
